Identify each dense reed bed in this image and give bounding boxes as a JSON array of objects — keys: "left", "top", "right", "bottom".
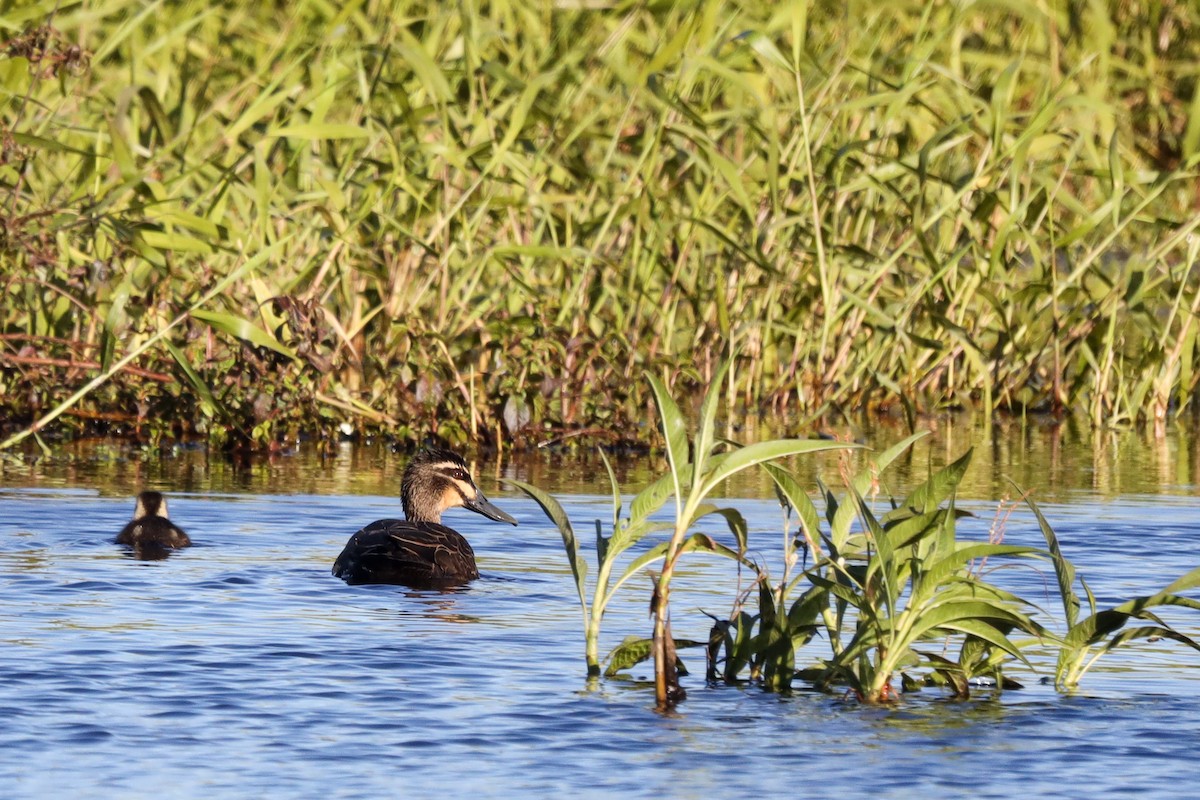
[{"left": 2, "top": 0, "right": 1199, "bottom": 448}]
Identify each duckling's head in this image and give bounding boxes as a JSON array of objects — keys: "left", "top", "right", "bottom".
[
  {"left": 133, "top": 491, "right": 169, "bottom": 521},
  {"left": 401, "top": 448, "right": 517, "bottom": 526}
]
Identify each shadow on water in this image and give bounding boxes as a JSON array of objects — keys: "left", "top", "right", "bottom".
[{"left": 0, "top": 417, "right": 1198, "bottom": 797}]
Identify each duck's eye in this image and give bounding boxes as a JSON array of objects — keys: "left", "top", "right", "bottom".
[{"left": 452, "top": 469, "right": 469, "bottom": 482}]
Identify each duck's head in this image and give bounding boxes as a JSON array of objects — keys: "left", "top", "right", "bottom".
[
  {"left": 401, "top": 448, "right": 518, "bottom": 526},
  {"left": 133, "top": 490, "right": 169, "bottom": 520}
]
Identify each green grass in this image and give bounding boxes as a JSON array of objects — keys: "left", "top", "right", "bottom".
[{"left": 2, "top": 1, "right": 1200, "bottom": 448}]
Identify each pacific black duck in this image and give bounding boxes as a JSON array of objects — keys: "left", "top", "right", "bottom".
[{"left": 332, "top": 448, "right": 517, "bottom": 587}]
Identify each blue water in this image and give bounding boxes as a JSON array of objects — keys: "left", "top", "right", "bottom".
[{"left": 1, "top": 456, "right": 1199, "bottom": 798}]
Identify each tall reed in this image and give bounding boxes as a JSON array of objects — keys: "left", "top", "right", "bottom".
[{"left": 3, "top": 2, "right": 1199, "bottom": 446}]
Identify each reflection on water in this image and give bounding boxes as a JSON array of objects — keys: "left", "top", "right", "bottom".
[
  {"left": 8, "top": 412, "right": 1200, "bottom": 502},
  {"left": 0, "top": 420, "right": 1198, "bottom": 798}
]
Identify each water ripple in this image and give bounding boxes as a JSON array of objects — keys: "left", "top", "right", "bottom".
[{"left": 0, "top": 488, "right": 1196, "bottom": 798}]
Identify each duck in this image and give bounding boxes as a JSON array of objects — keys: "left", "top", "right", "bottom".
[
  {"left": 332, "top": 447, "right": 517, "bottom": 588},
  {"left": 116, "top": 491, "right": 191, "bottom": 557}
]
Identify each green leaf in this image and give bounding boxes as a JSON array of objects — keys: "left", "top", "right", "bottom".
[
  {"left": 505, "top": 479, "right": 587, "bottom": 617},
  {"left": 694, "top": 504, "right": 749, "bottom": 555},
  {"left": 919, "top": 597, "right": 1032, "bottom": 630},
  {"left": 700, "top": 138, "right": 756, "bottom": 222},
  {"left": 266, "top": 123, "right": 371, "bottom": 139},
  {"left": 806, "top": 569, "right": 868, "bottom": 608},
  {"left": 107, "top": 116, "right": 137, "bottom": 180},
  {"left": 932, "top": 619, "right": 1033, "bottom": 668},
  {"left": 831, "top": 431, "right": 930, "bottom": 544},
  {"left": 693, "top": 358, "right": 732, "bottom": 478},
  {"left": 1019, "top": 485, "right": 1081, "bottom": 627},
  {"left": 646, "top": 373, "right": 689, "bottom": 497},
  {"left": 851, "top": 489, "right": 898, "bottom": 619},
  {"left": 696, "top": 439, "right": 858, "bottom": 500},
  {"left": 719, "top": 611, "right": 757, "bottom": 682},
  {"left": 761, "top": 463, "right": 822, "bottom": 547},
  {"left": 604, "top": 636, "right": 652, "bottom": 676},
  {"left": 607, "top": 517, "right": 673, "bottom": 561},
  {"left": 145, "top": 208, "right": 221, "bottom": 239},
  {"left": 1163, "top": 565, "right": 1200, "bottom": 595},
  {"left": 919, "top": 543, "right": 1043, "bottom": 592},
  {"left": 895, "top": 448, "right": 973, "bottom": 517},
  {"left": 227, "top": 86, "right": 293, "bottom": 142},
  {"left": 881, "top": 508, "right": 945, "bottom": 556},
  {"left": 787, "top": 583, "right": 830, "bottom": 637},
  {"left": 597, "top": 447, "right": 621, "bottom": 553},
  {"left": 1108, "top": 130, "right": 1123, "bottom": 227},
  {"left": 163, "top": 340, "right": 219, "bottom": 416},
  {"left": 101, "top": 277, "right": 131, "bottom": 373},
  {"left": 1103, "top": 625, "right": 1200, "bottom": 656},
  {"left": 493, "top": 244, "right": 589, "bottom": 260},
  {"left": 611, "top": 533, "right": 754, "bottom": 599},
  {"left": 604, "top": 636, "right": 704, "bottom": 677},
  {"left": 486, "top": 71, "right": 553, "bottom": 171},
  {"left": 190, "top": 309, "right": 295, "bottom": 358},
  {"left": 0, "top": 56, "right": 30, "bottom": 96},
  {"left": 742, "top": 30, "right": 793, "bottom": 72},
  {"left": 395, "top": 27, "right": 453, "bottom": 102},
  {"left": 11, "top": 131, "right": 91, "bottom": 156},
  {"left": 630, "top": 469, "right": 677, "bottom": 524},
  {"left": 138, "top": 230, "right": 213, "bottom": 253}
]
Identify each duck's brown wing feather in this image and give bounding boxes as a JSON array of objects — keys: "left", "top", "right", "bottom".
[{"left": 331, "top": 519, "right": 478, "bottom": 587}]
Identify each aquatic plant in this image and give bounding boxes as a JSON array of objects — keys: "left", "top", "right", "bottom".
[
  {"left": 706, "top": 432, "right": 934, "bottom": 692},
  {"left": 519, "top": 419, "right": 1200, "bottom": 704},
  {"left": 708, "top": 442, "right": 1047, "bottom": 703},
  {"left": 510, "top": 359, "right": 853, "bottom": 705},
  {"left": 809, "top": 451, "right": 1047, "bottom": 703},
  {"left": 1024, "top": 492, "right": 1200, "bottom": 691},
  {"left": 715, "top": 462, "right": 1200, "bottom": 702},
  {"left": 506, "top": 453, "right": 727, "bottom": 681}
]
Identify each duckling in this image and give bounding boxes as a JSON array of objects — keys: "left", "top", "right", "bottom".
[
  {"left": 116, "top": 491, "right": 191, "bottom": 556},
  {"left": 332, "top": 448, "right": 517, "bottom": 588}
]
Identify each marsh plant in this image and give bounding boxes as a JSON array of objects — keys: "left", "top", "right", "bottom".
[
  {"left": 1024, "top": 493, "right": 1200, "bottom": 691},
  {"left": 751, "top": 447, "right": 1046, "bottom": 702},
  {"left": 509, "top": 360, "right": 854, "bottom": 705},
  {"left": 715, "top": 447, "right": 1200, "bottom": 702},
  {"left": 520, "top": 375, "right": 1200, "bottom": 706},
  {"left": 6, "top": 3, "right": 1200, "bottom": 449}
]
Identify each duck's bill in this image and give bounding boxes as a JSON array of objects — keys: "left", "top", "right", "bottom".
[{"left": 465, "top": 492, "right": 518, "bottom": 525}]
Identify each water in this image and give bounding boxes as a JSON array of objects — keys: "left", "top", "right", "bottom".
[{"left": 1, "top": 429, "right": 1199, "bottom": 798}]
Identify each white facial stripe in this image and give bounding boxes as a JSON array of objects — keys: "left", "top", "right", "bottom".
[{"left": 431, "top": 462, "right": 478, "bottom": 497}]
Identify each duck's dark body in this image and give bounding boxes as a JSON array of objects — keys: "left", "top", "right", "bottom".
[
  {"left": 332, "top": 519, "right": 478, "bottom": 587},
  {"left": 116, "top": 516, "right": 191, "bottom": 549},
  {"left": 116, "top": 491, "right": 190, "bottom": 559},
  {"left": 331, "top": 448, "right": 516, "bottom": 589}
]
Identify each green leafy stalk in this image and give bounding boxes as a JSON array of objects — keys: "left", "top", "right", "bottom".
[
  {"left": 0, "top": 238, "right": 293, "bottom": 450},
  {"left": 1024, "top": 487, "right": 1200, "bottom": 690}
]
